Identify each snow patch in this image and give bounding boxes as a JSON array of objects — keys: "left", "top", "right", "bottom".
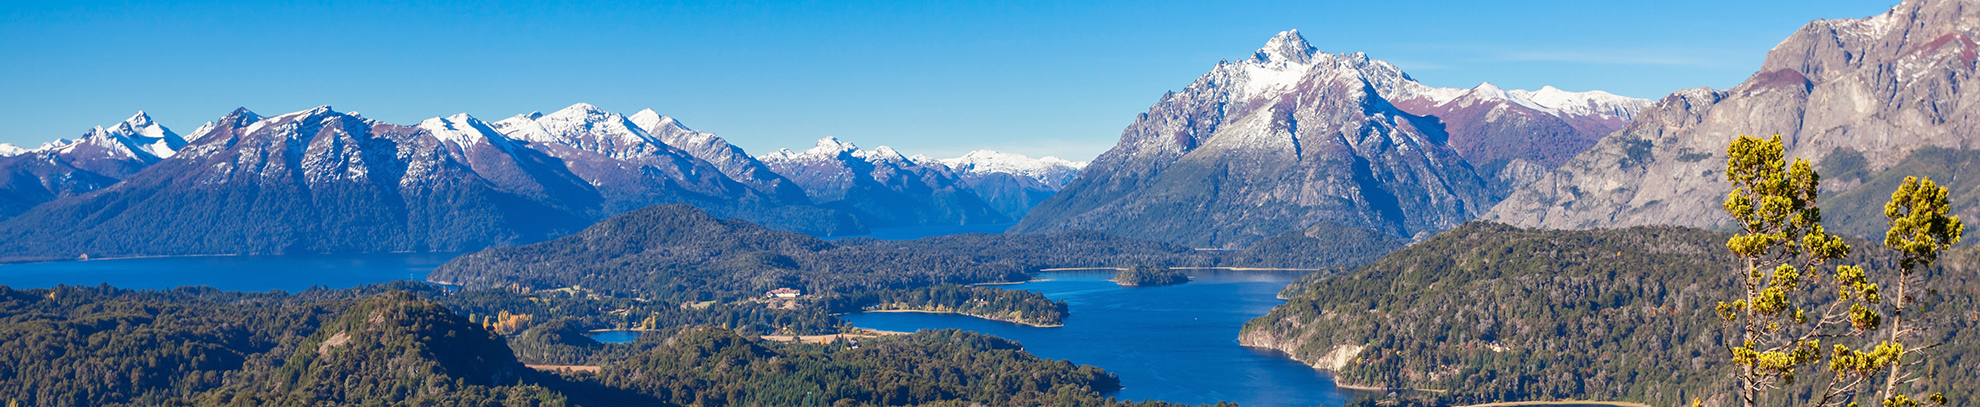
[
  {"left": 938, "top": 150, "right": 1088, "bottom": 187},
  {"left": 418, "top": 113, "right": 511, "bottom": 149}
]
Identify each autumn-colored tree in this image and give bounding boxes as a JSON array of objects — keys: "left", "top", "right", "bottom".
[{"left": 1714, "top": 135, "right": 1875, "bottom": 407}]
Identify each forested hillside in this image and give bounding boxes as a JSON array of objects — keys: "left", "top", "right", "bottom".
[
  {"left": 1240, "top": 222, "right": 1979, "bottom": 406},
  {"left": 0, "top": 283, "right": 1230, "bottom": 407},
  {"left": 428, "top": 204, "right": 1028, "bottom": 300}
]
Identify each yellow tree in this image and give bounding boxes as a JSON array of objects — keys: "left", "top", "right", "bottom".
[
  {"left": 1715, "top": 135, "right": 1874, "bottom": 407},
  {"left": 1860, "top": 176, "right": 1959, "bottom": 407}
]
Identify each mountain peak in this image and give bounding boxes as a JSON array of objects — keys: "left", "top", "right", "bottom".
[
  {"left": 1468, "top": 82, "right": 1509, "bottom": 98},
  {"left": 1254, "top": 30, "right": 1316, "bottom": 64},
  {"left": 419, "top": 113, "right": 510, "bottom": 149},
  {"left": 0, "top": 143, "right": 26, "bottom": 157},
  {"left": 548, "top": 103, "right": 610, "bottom": 119},
  {"left": 810, "top": 137, "right": 859, "bottom": 154},
  {"left": 124, "top": 111, "right": 156, "bottom": 127},
  {"left": 856, "top": 145, "right": 908, "bottom": 162}
]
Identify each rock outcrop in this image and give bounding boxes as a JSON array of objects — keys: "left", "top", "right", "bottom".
[{"left": 1485, "top": 0, "right": 1980, "bottom": 233}]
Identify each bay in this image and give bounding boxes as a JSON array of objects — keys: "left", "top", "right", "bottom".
[
  {"left": 843, "top": 272, "right": 1367, "bottom": 407},
  {"left": 0, "top": 252, "right": 461, "bottom": 292}
]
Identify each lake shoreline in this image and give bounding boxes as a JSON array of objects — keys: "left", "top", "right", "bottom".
[
  {"left": 1457, "top": 401, "right": 1652, "bottom": 407},
  {"left": 859, "top": 309, "right": 1064, "bottom": 328},
  {"left": 1, "top": 250, "right": 461, "bottom": 266}
]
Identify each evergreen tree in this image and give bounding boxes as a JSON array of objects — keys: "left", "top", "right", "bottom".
[
  {"left": 1861, "top": 176, "right": 1962, "bottom": 407},
  {"left": 1713, "top": 134, "right": 1871, "bottom": 407}
]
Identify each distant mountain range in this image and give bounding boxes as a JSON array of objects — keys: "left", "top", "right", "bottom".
[
  {"left": 1013, "top": 30, "right": 1649, "bottom": 248},
  {"left": 1484, "top": 0, "right": 1980, "bottom": 239},
  {"left": 0, "top": 105, "right": 1085, "bottom": 259},
  {"left": 0, "top": 112, "right": 184, "bottom": 219}
]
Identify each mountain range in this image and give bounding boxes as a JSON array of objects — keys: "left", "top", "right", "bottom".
[
  {"left": 1484, "top": 0, "right": 1980, "bottom": 239},
  {"left": 0, "top": 105, "right": 1085, "bottom": 259},
  {"left": 1013, "top": 30, "right": 1649, "bottom": 247},
  {"left": 0, "top": 112, "right": 184, "bottom": 219}
]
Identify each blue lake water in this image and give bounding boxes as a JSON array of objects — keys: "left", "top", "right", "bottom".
[
  {"left": 0, "top": 252, "right": 461, "bottom": 292},
  {"left": 588, "top": 330, "right": 641, "bottom": 344},
  {"left": 0, "top": 252, "right": 1361, "bottom": 406},
  {"left": 845, "top": 272, "right": 1365, "bottom": 407},
  {"left": 826, "top": 222, "right": 1015, "bottom": 241}
]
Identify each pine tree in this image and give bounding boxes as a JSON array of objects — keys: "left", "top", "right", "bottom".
[
  {"left": 1864, "top": 176, "right": 1961, "bottom": 407},
  {"left": 1713, "top": 134, "right": 1873, "bottom": 407}
]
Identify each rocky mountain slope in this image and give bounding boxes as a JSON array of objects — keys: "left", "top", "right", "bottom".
[
  {"left": 0, "top": 105, "right": 865, "bottom": 260},
  {"left": 1485, "top": 0, "right": 1980, "bottom": 237},
  {"left": 628, "top": 108, "right": 812, "bottom": 202},
  {"left": 0, "top": 107, "right": 598, "bottom": 257},
  {"left": 1391, "top": 83, "right": 1648, "bottom": 191},
  {"left": 1014, "top": 30, "right": 1647, "bottom": 247}
]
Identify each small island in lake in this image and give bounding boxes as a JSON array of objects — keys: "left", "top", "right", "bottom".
[{"left": 1112, "top": 265, "right": 1189, "bottom": 287}]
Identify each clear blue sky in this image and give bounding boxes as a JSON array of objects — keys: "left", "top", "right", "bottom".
[{"left": 1, "top": 0, "right": 1896, "bottom": 160}]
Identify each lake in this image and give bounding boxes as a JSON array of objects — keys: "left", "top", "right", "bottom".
[
  {"left": 825, "top": 222, "right": 1015, "bottom": 241},
  {"left": 0, "top": 252, "right": 461, "bottom": 292},
  {"left": 0, "top": 254, "right": 1363, "bottom": 406},
  {"left": 845, "top": 272, "right": 1366, "bottom": 407}
]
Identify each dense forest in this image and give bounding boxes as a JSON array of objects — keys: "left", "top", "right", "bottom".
[
  {"left": 428, "top": 204, "right": 1031, "bottom": 300},
  {"left": 427, "top": 203, "right": 1400, "bottom": 336},
  {"left": 832, "top": 284, "right": 1069, "bottom": 326},
  {"left": 1240, "top": 222, "right": 1979, "bottom": 406},
  {"left": 1218, "top": 222, "right": 1410, "bottom": 268},
  {"left": 583, "top": 327, "right": 1220, "bottom": 407},
  {"left": 1112, "top": 266, "right": 1189, "bottom": 287},
  {"left": 0, "top": 283, "right": 1231, "bottom": 407}
]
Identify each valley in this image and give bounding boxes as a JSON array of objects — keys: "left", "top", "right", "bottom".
[{"left": 5, "top": 0, "right": 1980, "bottom": 406}]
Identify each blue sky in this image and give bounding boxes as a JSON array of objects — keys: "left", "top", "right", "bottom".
[{"left": 1, "top": 0, "right": 1896, "bottom": 160}]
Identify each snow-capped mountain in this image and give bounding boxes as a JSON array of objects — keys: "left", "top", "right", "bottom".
[
  {"left": 935, "top": 150, "right": 1088, "bottom": 218},
  {"left": 939, "top": 150, "right": 1087, "bottom": 188},
  {"left": 759, "top": 137, "right": 1009, "bottom": 227},
  {"left": 628, "top": 109, "right": 811, "bottom": 202},
  {"left": 486, "top": 103, "right": 791, "bottom": 216},
  {"left": 1015, "top": 30, "right": 1646, "bottom": 247},
  {"left": 0, "top": 105, "right": 868, "bottom": 260},
  {"left": 0, "top": 106, "right": 585, "bottom": 257},
  {"left": 0, "top": 112, "right": 190, "bottom": 221},
  {"left": 26, "top": 111, "right": 191, "bottom": 179}
]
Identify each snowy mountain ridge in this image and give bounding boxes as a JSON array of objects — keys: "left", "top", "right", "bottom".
[
  {"left": 1215, "top": 30, "right": 1648, "bottom": 123},
  {"left": 939, "top": 150, "right": 1087, "bottom": 188},
  {"left": 21, "top": 112, "right": 189, "bottom": 163},
  {"left": 757, "top": 137, "right": 1089, "bottom": 186}
]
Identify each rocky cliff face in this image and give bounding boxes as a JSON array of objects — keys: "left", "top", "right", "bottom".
[
  {"left": 1485, "top": 0, "right": 1980, "bottom": 233},
  {"left": 1013, "top": 30, "right": 1646, "bottom": 247}
]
